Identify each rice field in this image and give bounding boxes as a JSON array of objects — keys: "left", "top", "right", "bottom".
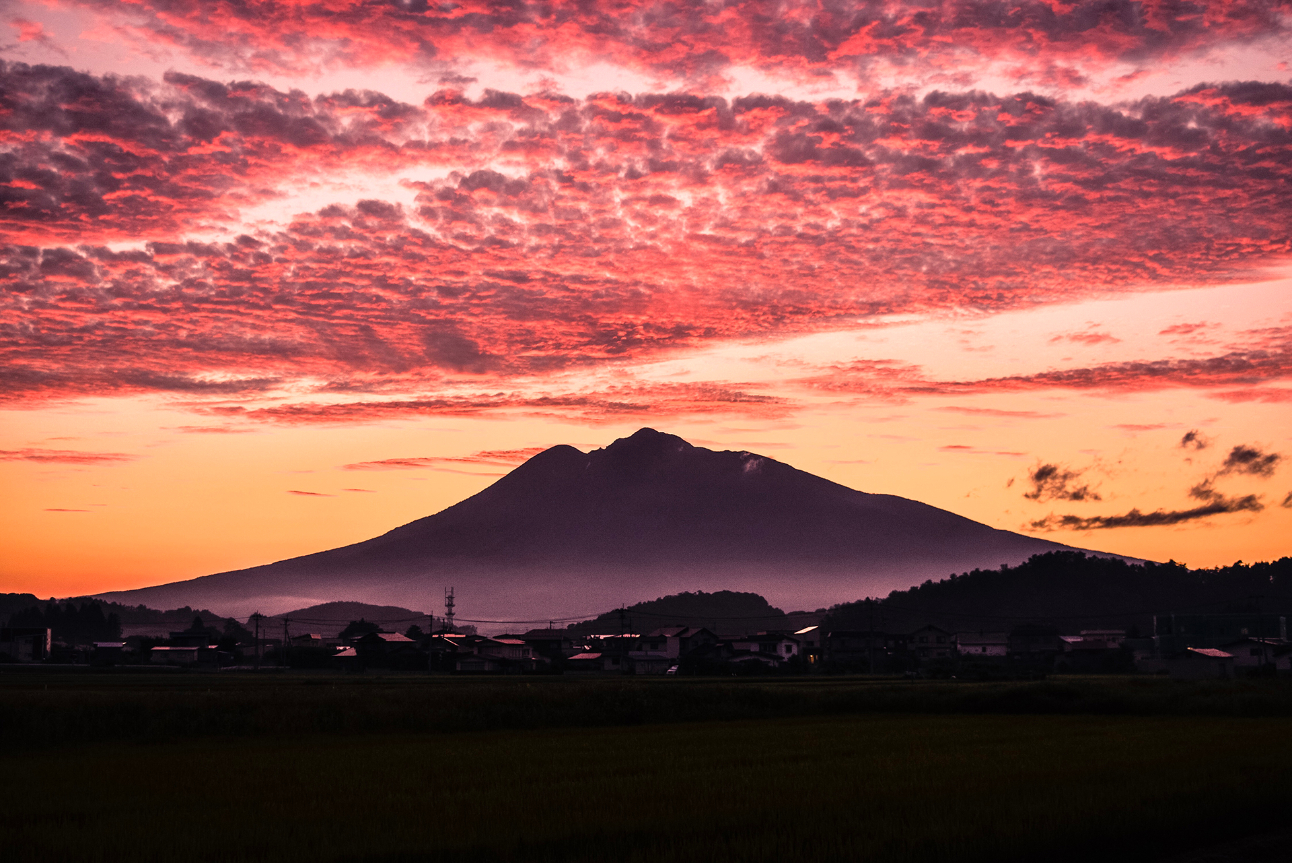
[
  {"left": 5, "top": 671, "right": 1292, "bottom": 748},
  {"left": 4, "top": 711, "right": 1292, "bottom": 863}
]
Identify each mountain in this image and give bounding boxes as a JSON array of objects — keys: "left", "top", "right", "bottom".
[
  {"left": 96, "top": 428, "right": 1106, "bottom": 621},
  {"left": 567, "top": 590, "right": 812, "bottom": 637}
]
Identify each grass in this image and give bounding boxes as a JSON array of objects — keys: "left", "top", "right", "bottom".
[
  {"left": 7, "top": 674, "right": 1292, "bottom": 861},
  {"left": 4, "top": 712, "right": 1292, "bottom": 863},
  {"left": 5, "top": 671, "right": 1292, "bottom": 748}
]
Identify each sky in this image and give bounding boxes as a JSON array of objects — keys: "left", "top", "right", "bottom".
[{"left": 2, "top": 0, "right": 1291, "bottom": 602}]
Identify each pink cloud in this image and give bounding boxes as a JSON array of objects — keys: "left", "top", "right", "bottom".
[
  {"left": 51, "top": 0, "right": 1292, "bottom": 83},
  {"left": 1050, "top": 331, "right": 1121, "bottom": 346},
  {"left": 4, "top": 63, "right": 1292, "bottom": 421},
  {"left": 0, "top": 448, "right": 136, "bottom": 464}
]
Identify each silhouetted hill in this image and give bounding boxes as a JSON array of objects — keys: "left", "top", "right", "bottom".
[
  {"left": 266, "top": 601, "right": 438, "bottom": 638},
  {"left": 0, "top": 593, "right": 42, "bottom": 624},
  {"left": 568, "top": 590, "right": 807, "bottom": 637},
  {"left": 822, "top": 552, "right": 1292, "bottom": 635},
  {"left": 97, "top": 428, "right": 1100, "bottom": 619},
  {"left": 3, "top": 594, "right": 243, "bottom": 641}
]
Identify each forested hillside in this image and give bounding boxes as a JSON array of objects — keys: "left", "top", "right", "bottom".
[{"left": 823, "top": 552, "right": 1292, "bottom": 634}]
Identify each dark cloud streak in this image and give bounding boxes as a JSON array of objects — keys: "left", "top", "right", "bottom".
[
  {"left": 1031, "top": 494, "right": 1264, "bottom": 530},
  {"left": 1023, "top": 463, "right": 1101, "bottom": 502}
]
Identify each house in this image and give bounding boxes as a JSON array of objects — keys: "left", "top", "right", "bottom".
[
  {"left": 1217, "top": 638, "right": 1289, "bottom": 674},
  {"left": 956, "top": 632, "right": 1008, "bottom": 657},
  {"left": 150, "top": 645, "right": 201, "bottom": 665},
  {"left": 629, "top": 655, "right": 674, "bottom": 675},
  {"left": 1008, "top": 624, "right": 1064, "bottom": 661},
  {"left": 1154, "top": 613, "right": 1288, "bottom": 655},
  {"left": 91, "top": 641, "right": 126, "bottom": 666},
  {"left": 0, "top": 627, "right": 51, "bottom": 662},
  {"left": 291, "top": 633, "right": 324, "bottom": 647},
  {"left": 794, "top": 625, "right": 823, "bottom": 662},
  {"left": 520, "top": 629, "right": 581, "bottom": 660},
  {"left": 1077, "top": 630, "right": 1126, "bottom": 648},
  {"left": 348, "top": 631, "right": 426, "bottom": 669},
  {"left": 1166, "top": 647, "right": 1234, "bottom": 679},
  {"left": 456, "top": 653, "right": 507, "bottom": 673},
  {"left": 909, "top": 625, "right": 953, "bottom": 660},
  {"left": 633, "top": 627, "right": 717, "bottom": 660},
  {"left": 566, "top": 651, "right": 611, "bottom": 673},
  {"left": 477, "top": 638, "right": 535, "bottom": 663},
  {"left": 728, "top": 650, "right": 783, "bottom": 670},
  {"left": 433, "top": 635, "right": 537, "bottom": 673},
  {"left": 825, "top": 630, "right": 902, "bottom": 671},
  {"left": 731, "top": 633, "right": 799, "bottom": 661}
]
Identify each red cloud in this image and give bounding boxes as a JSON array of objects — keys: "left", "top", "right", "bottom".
[
  {"left": 1050, "top": 331, "right": 1121, "bottom": 346},
  {"left": 5, "top": 65, "right": 1292, "bottom": 418},
  {"left": 53, "top": 0, "right": 1291, "bottom": 82},
  {"left": 341, "top": 448, "right": 545, "bottom": 470},
  {"left": 204, "top": 382, "right": 791, "bottom": 425},
  {"left": 802, "top": 341, "right": 1292, "bottom": 404},
  {"left": 0, "top": 448, "right": 136, "bottom": 464}
]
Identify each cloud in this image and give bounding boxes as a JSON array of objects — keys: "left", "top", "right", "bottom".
[
  {"left": 0, "top": 448, "right": 136, "bottom": 464},
  {"left": 1159, "top": 322, "right": 1218, "bottom": 338},
  {"left": 1207, "top": 388, "right": 1292, "bottom": 403},
  {"left": 172, "top": 425, "right": 256, "bottom": 434},
  {"left": 1030, "top": 493, "right": 1264, "bottom": 530},
  {"left": 939, "top": 445, "right": 1028, "bottom": 457},
  {"left": 340, "top": 447, "right": 546, "bottom": 472},
  {"left": 1050, "top": 330, "right": 1120, "bottom": 346},
  {"left": 342, "top": 457, "right": 443, "bottom": 471},
  {"left": 4, "top": 64, "right": 1292, "bottom": 419},
  {"left": 1282, "top": 492, "right": 1292, "bottom": 508},
  {"left": 44, "top": 507, "right": 89, "bottom": 512},
  {"left": 1180, "top": 430, "right": 1211, "bottom": 450},
  {"left": 51, "top": 0, "right": 1292, "bottom": 86},
  {"left": 1188, "top": 479, "right": 1225, "bottom": 503},
  {"left": 934, "top": 406, "right": 1064, "bottom": 419},
  {"left": 1023, "top": 462, "right": 1102, "bottom": 502},
  {"left": 286, "top": 489, "right": 333, "bottom": 496},
  {"left": 1217, "top": 444, "right": 1282, "bottom": 477},
  {"left": 210, "top": 382, "right": 791, "bottom": 426}
]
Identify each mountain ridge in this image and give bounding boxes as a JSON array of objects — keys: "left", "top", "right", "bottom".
[{"left": 96, "top": 428, "right": 1113, "bottom": 619}]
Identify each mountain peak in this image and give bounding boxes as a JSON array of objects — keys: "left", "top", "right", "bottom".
[{"left": 602, "top": 427, "right": 693, "bottom": 453}]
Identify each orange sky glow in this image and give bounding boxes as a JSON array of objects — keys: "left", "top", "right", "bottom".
[{"left": 2, "top": 0, "right": 1291, "bottom": 602}]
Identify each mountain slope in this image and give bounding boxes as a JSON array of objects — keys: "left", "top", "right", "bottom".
[{"left": 97, "top": 428, "right": 1103, "bottom": 619}]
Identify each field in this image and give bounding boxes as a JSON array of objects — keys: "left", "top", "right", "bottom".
[{"left": 4, "top": 673, "right": 1292, "bottom": 862}]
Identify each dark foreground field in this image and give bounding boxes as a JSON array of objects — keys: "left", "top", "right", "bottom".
[{"left": 4, "top": 674, "right": 1292, "bottom": 862}]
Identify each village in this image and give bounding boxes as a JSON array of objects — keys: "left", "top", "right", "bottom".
[{"left": 4, "top": 610, "right": 1290, "bottom": 680}]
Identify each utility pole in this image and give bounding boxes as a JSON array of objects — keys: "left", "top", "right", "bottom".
[
  {"left": 868, "top": 598, "right": 876, "bottom": 675},
  {"left": 252, "top": 613, "right": 261, "bottom": 670},
  {"left": 1253, "top": 595, "right": 1267, "bottom": 671},
  {"left": 618, "top": 606, "right": 628, "bottom": 675},
  {"left": 282, "top": 615, "right": 290, "bottom": 668}
]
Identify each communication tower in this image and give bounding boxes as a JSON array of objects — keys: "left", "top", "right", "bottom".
[{"left": 444, "top": 586, "right": 456, "bottom": 634}]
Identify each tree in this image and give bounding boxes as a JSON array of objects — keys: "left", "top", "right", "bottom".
[{"left": 340, "top": 618, "right": 380, "bottom": 640}]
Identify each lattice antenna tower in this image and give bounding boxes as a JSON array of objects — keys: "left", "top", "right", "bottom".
[{"left": 444, "top": 586, "right": 456, "bottom": 634}]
